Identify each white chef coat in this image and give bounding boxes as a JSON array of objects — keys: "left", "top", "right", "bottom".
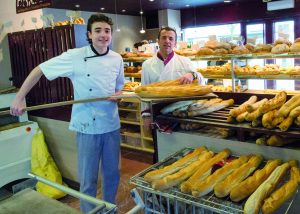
[
  {"left": 141, "top": 52, "right": 202, "bottom": 85},
  {"left": 39, "top": 45, "right": 124, "bottom": 134}
]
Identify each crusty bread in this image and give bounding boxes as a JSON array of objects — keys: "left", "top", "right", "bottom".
[
  {"left": 152, "top": 151, "right": 214, "bottom": 190},
  {"left": 243, "top": 163, "right": 290, "bottom": 214},
  {"left": 230, "top": 159, "right": 281, "bottom": 202},
  {"left": 192, "top": 156, "right": 249, "bottom": 197},
  {"left": 258, "top": 91, "right": 287, "bottom": 114},
  {"left": 144, "top": 147, "right": 207, "bottom": 182},
  {"left": 214, "top": 155, "right": 263, "bottom": 198},
  {"left": 278, "top": 117, "right": 294, "bottom": 132},
  {"left": 188, "top": 99, "right": 234, "bottom": 117},
  {"left": 246, "top": 98, "right": 268, "bottom": 113},
  {"left": 262, "top": 109, "right": 279, "bottom": 129},
  {"left": 245, "top": 108, "right": 263, "bottom": 122},
  {"left": 229, "top": 96, "right": 257, "bottom": 117},
  {"left": 278, "top": 94, "right": 300, "bottom": 117},
  {"left": 180, "top": 149, "right": 231, "bottom": 193},
  {"left": 262, "top": 167, "right": 300, "bottom": 214}
]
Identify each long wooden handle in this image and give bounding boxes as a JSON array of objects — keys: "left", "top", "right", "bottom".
[{"left": 0, "top": 94, "right": 138, "bottom": 116}]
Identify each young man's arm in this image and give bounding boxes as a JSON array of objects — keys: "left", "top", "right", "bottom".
[{"left": 10, "top": 66, "right": 44, "bottom": 116}]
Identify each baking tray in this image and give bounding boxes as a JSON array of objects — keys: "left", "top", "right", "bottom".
[{"left": 130, "top": 148, "right": 299, "bottom": 214}]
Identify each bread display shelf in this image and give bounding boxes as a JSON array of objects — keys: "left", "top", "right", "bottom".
[
  {"left": 203, "top": 74, "right": 300, "bottom": 80},
  {"left": 156, "top": 106, "right": 300, "bottom": 140},
  {"left": 130, "top": 147, "right": 298, "bottom": 214},
  {"left": 124, "top": 72, "right": 141, "bottom": 78}
]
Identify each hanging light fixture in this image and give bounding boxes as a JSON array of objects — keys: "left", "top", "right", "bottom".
[
  {"left": 114, "top": 0, "right": 120, "bottom": 32},
  {"left": 139, "top": 0, "right": 145, "bottom": 34}
]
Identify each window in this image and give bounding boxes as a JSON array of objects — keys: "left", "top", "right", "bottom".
[
  {"left": 246, "top": 23, "right": 265, "bottom": 90},
  {"left": 274, "top": 20, "right": 295, "bottom": 90}
]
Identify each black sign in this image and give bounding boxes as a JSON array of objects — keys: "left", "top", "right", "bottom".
[{"left": 16, "top": 0, "right": 52, "bottom": 13}]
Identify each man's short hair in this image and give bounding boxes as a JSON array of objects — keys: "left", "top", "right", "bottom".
[
  {"left": 158, "top": 26, "right": 177, "bottom": 41},
  {"left": 86, "top": 13, "right": 114, "bottom": 44}
]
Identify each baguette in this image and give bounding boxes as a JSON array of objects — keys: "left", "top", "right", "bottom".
[
  {"left": 246, "top": 98, "right": 268, "bottom": 113},
  {"left": 188, "top": 99, "right": 234, "bottom": 117},
  {"left": 262, "top": 110, "right": 278, "bottom": 129},
  {"left": 278, "top": 94, "right": 300, "bottom": 117},
  {"left": 236, "top": 111, "right": 248, "bottom": 123},
  {"left": 243, "top": 163, "right": 290, "bottom": 214},
  {"left": 266, "top": 135, "right": 294, "bottom": 147},
  {"left": 180, "top": 149, "right": 231, "bottom": 193},
  {"left": 188, "top": 98, "right": 222, "bottom": 111},
  {"left": 144, "top": 147, "right": 207, "bottom": 182},
  {"left": 289, "top": 105, "right": 300, "bottom": 118},
  {"left": 256, "top": 136, "right": 268, "bottom": 145},
  {"left": 278, "top": 117, "right": 294, "bottom": 132},
  {"left": 262, "top": 167, "right": 300, "bottom": 214},
  {"left": 258, "top": 91, "right": 287, "bottom": 114},
  {"left": 152, "top": 151, "right": 214, "bottom": 190},
  {"left": 230, "top": 159, "right": 281, "bottom": 202},
  {"left": 229, "top": 96, "right": 257, "bottom": 117},
  {"left": 245, "top": 108, "right": 263, "bottom": 122},
  {"left": 192, "top": 156, "right": 249, "bottom": 197},
  {"left": 214, "top": 155, "right": 263, "bottom": 198}
]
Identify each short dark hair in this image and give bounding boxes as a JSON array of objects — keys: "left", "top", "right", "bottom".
[
  {"left": 158, "top": 26, "right": 177, "bottom": 41},
  {"left": 86, "top": 13, "right": 114, "bottom": 44}
]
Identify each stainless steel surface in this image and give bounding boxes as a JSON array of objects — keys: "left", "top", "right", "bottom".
[{"left": 130, "top": 148, "right": 298, "bottom": 214}]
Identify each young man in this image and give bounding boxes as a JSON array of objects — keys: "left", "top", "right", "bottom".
[
  {"left": 10, "top": 14, "right": 124, "bottom": 213},
  {"left": 141, "top": 26, "right": 203, "bottom": 118}
]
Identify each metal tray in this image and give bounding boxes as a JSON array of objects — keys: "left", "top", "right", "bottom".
[{"left": 130, "top": 148, "right": 298, "bottom": 214}]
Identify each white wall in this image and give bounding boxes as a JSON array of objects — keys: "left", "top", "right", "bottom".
[
  {"left": 0, "top": 0, "right": 43, "bottom": 90},
  {"left": 0, "top": 3, "right": 143, "bottom": 89}
]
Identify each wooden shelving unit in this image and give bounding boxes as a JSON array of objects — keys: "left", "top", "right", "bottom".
[{"left": 118, "top": 96, "right": 154, "bottom": 153}]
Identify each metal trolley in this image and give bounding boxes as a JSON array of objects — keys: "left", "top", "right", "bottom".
[{"left": 129, "top": 148, "right": 299, "bottom": 214}]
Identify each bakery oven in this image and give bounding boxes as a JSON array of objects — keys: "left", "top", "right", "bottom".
[{"left": 0, "top": 91, "right": 38, "bottom": 188}]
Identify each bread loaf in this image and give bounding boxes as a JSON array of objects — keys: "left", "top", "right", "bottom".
[
  {"left": 192, "top": 156, "right": 249, "bottom": 197},
  {"left": 144, "top": 147, "right": 207, "bottom": 182},
  {"left": 278, "top": 117, "right": 294, "bottom": 132},
  {"left": 188, "top": 99, "right": 234, "bottom": 117},
  {"left": 236, "top": 111, "right": 248, "bottom": 123},
  {"left": 246, "top": 98, "right": 268, "bottom": 113},
  {"left": 188, "top": 98, "right": 222, "bottom": 111},
  {"left": 256, "top": 136, "right": 268, "bottom": 145},
  {"left": 259, "top": 91, "right": 287, "bottom": 114},
  {"left": 278, "top": 94, "right": 300, "bottom": 117},
  {"left": 267, "top": 135, "right": 295, "bottom": 146},
  {"left": 243, "top": 163, "right": 290, "bottom": 214},
  {"left": 152, "top": 151, "right": 214, "bottom": 190},
  {"left": 229, "top": 96, "right": 257, "bottom": 117},
  {"left": 230, "top": 159, "right": 281, "bottom": 202},
  {"left": 180, "top": 149, "right": 231, "bottom": 193},
  {"left": 245, "top": 108, "right": 263, "bottom": 122},
  {"left": 262, "top": 167, "right": 300, "bottom": 214},
  {"left": 214, "top": 155, "right": 263, "bottom": 198}
]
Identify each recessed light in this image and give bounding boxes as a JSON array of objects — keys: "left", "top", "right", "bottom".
[
  {"left": 75, "top": 4, "right": 80, "bottom": 8},
  {"left": 186, "top": 4, "right": 190, "bottom": 7},
  {"left": 122, "top": 9, "right": 126, "bottom": 12},
  {"left": 224, "top": 0, "right": 232, "bottom": 2},
  {"left": 100, "top": 7, "right": 105, "bottom": 10},
  {"left": 149, "top": 0, "right": 154, "bottom": 1}
]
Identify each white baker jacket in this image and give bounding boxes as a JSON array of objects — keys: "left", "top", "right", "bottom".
[
  {"left": 141, "top": 53, "right": 202, "bottom": 112},
  {"left": 39, "top": 46, "right": 124, "bottom": 134}
]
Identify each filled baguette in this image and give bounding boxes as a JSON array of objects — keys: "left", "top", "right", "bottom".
[
  {"left": 214, "top": 155, "right": 263, "bottom": 198},
  {"left": 144, "top": 147, "right": 207, "bottom": 182},
  {"left": 262, "top": 167, "right": 300, "bottom": 214},
  {"left": 192, "top": 155, "right": 249, "bottom": 197},
  {"left": 180, "top": 149, "right": 231, "bottom": 193},
  {"left": 230, "top": 159, "right": 281, "bottom": 202},
  {"left": 243, "top": 162, "right": 290, "bottom": 214},
  {"left": 152, "top": 151, "right": 214, "bottom": 190}
]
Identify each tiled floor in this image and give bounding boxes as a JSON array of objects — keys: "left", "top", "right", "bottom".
[{"left": 59, "top": 148, "right": 153, "bottom": 213}]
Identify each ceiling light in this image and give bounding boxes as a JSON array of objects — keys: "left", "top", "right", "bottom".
[
  {"left": 186, "top": 4, "right": 190, "bottom": 7},
  {"left": 116, "top": 28, "right": 121, "bottom": 32},
  {"left": 100, "top": 7, "right": 105, "bottom": 10},
  {"left": 75, "top": 4, "right": 80, "bottom": 8},
  {"left": 140, "top": 10, "right": 143, "bottom": 15},
  {"left": 114, "top": 0, "right": 120, "bottom": 32},
  {"left": 149, "top": 0, "right": 154, "bottom": 1},
  {"left": 122, "top": 9, "right": 126, "bottom": 12},
  {"left": 224, "top": 0, "right": 232, "bottom": 2},
  {"left": 140, "top": 29, "right": 145, "bottom": 34}
]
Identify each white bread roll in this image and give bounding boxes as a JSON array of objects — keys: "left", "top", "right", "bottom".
[
  {"left": 243, "top": 163, "right": 290, "bottom": 214},
  {"left": 214, "top": 155, "right": 263, "bottom": 198},
  {"left": 192, "top": 155, "right": 249, "bottom": 197},
  {"left": 152, "top": 151, "right": 214, "bottom": 191},
  {"left": 144, "top": 147, "right": 207, "bottom": 182},
  {"left": 230, "top": 159, "right": 281, "bottom": 202}
]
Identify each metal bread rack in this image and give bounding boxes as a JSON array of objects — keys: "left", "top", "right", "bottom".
[{"left": 130, "top": 148, "right": 298, "bottom": 214}]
